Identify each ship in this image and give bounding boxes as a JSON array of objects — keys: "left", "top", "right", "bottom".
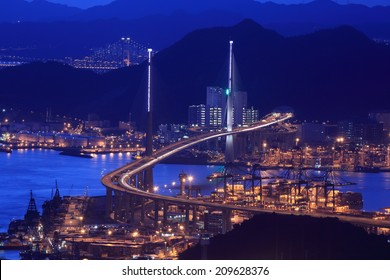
[
  {"left": 132, "top": 151, "right": 144, "bottom": 160},
  {"left": 59, "top": 148, "right": 93, "bottom": 158}
]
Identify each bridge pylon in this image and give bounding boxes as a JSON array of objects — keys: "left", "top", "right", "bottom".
[
  {"left": 225, "top": 40, "right": 235, "bottom": 162},
  {"left": 145, "top": 48, "right": 154, "bottom": 191}
]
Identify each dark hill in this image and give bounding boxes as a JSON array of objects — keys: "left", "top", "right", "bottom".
[
  {"left": 1, "top": 21, "right": 389, "bottom": 128},
  {"left": 1, "top": 0, "right": 390, "bottom": 57},
  {"left": 179, "top": 213, "right": 390, "bottom": 259},
  {"left": 0, "top": 0, "right": 81, "bottom": 22}
]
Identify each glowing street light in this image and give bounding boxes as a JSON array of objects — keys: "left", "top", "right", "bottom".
[{"left": 188, "top": 176, "right": 193, "bottom": 198}]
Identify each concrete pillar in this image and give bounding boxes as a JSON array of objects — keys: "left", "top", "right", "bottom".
[
  {"left": 154, "top": 200, "right": 159, "bottom": 229},
  {"left": 163, "top": 201, "right": 168, "bottom": 227},
  {"left": 185, "top": 204, "right": 190, "bottom": 232},
  {"left": 106, "top": 187, "right": 113, "bottom": 219},
  {"left": 130, "top": 195, "right": 135, "bottom": 224},
  {"left": 179, "top": 172, "right": 187, "bottom": 196},
  {"left": 124, "top": 193, "right": 130, "bottom": 223},
  {"left": 140, "top": 197, "right": 145, "bottom": 223},
  {"left": 144, "top": 168, "right": 154, "bottom": 192},
  {"left": 114, "top": 190, "right": 121, "bottom": 221},
  {"left": 192, "top": 205, "right": 198, "bottom": 233}
]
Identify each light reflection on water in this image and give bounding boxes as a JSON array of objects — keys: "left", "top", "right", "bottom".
[
  {"left": 0, "top": 149, "right": 390, "bottom": 259},
  {"left": 0, "top": 149, "right": 220, "bottom": 232}
]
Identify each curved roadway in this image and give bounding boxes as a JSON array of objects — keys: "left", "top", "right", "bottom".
[{"left": 101, "top": 112, "right": 390, "bottom": 229}]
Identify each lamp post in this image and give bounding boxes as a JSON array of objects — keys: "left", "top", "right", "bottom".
[
  {"left": 188, "top": 176, "right": 193, "bottom": 198},
  {"left": 295, "top": 137, "right": 300, "bottom": 147}
]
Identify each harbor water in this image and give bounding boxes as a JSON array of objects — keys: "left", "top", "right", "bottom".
[{"left": 1, "top": 149, "right": 390, "bottom": 259}]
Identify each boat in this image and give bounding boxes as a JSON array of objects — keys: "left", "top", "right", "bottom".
[
  {"left": 59, "top": 149, "right": 93, "bottom": 158},
  {"left": 132, "top": 151, "right": 144, "bottom": 160}
]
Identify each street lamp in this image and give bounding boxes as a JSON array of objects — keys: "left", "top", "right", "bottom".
[{"left": 188, "top": 176, "right": 193, "bottom": 198}]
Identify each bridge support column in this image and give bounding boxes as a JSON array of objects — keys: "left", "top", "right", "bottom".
[
  {"left": 163, "top": 201, "right": 168, "bottom": 227},
  {"left": 130, "top": 194, "right": 135, "bottom": 224},
  {"left": 106, "top": 187, "right": 113, "bottom": 219},
  {"left": 192, "top": 205, "right": 198, "bottom": 233},
  {"left": 124, "top": 193, "right": 130, "bottom": 223},
  {"left": 154, "top": 200, "right": 159, "bottom": 229},
  {"left": 114, "top": 190, "right": 122, "bottom": 221},
  {"left": 185, "top": 204, "right": 190, "bottom": 233},
  {"left": 324, "top": 185, "right": 328, "bottom": 207},
  {"left": 144, "top": 168, "right": 154, "bottom": 192},
  {"left": 140, "top": 197, "right": 145, "bottom": 223}
]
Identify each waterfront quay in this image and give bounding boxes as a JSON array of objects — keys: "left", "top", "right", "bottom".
[
  {"left": 35, "top": 195, "right": 195, "bottom": 260},
  {"left": 49, "top": 182, "right": 390, "bottom": 260}
]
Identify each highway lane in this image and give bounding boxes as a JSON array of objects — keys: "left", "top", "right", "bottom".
[{"left": 101, "top": 112, "right": 390, "bottom": 229}]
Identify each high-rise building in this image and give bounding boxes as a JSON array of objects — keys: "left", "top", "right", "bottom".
[
  {"left": 233, "top": 91, "right": 247, "bottom": 126},
  {"left": 204, "top": 210, "right": 224, "bottom": 235},
  {"left": 207, "top": 107, "right": 223, "bottom": 128},
  {"left": 207, "top": 87, "right": 226, "bottom": 126},
  {"left": 243, "top": 107, "right": 259, "bottom": 125},
  {"left": 207, "top": 87, "right": 225, "bottom": 109},
  {"left": 188, "top": 105, "right": 206, "bottom": 127},
  {"left": 338, "top": 119, "right": 384, "bottom": 144}
]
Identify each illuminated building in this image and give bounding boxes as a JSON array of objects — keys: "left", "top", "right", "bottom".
[
  {"left": 188, "top": 105, "right": 206, "bottom": 127},
  {"left": 206, "top": 107, "right": 222, "bottom": 128},
  {"left": 338, "top": 119, "right": 384, "bottom": 144},
  {"left": 232, "top": 91, "right": 247, "bottom": 126},
  {"left": 243, "top": 107, "right": 259, "bottom": 125},
  {"left": 204, "top": 210, "right": 224, "bottom": 235}
]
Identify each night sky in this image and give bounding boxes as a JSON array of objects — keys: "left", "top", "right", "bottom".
[{"left": 45, "top": 0, "right": 390, "bottom": 9}]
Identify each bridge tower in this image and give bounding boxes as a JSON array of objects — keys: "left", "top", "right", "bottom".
[
  {"left": 144, "top": 48, "right": 154, "bottom": 191},
  {"left": 225, "top": 40, "right": 235, "bottom": 162}
]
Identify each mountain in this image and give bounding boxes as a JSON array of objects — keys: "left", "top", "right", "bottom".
[
  {"left": 1, "top": 0, "right": 390, "bottom": 59},
  {"left": 74, "top": 0, "right": 390, "bottom": 40},
  {"left": 1, "top": 20, "right": 389, "bottom": 127},
  {"left": 73, "top": 0, "right": 390, "bottom": 39},
  {"left": 0, "top": 13, "right": 244, "bottom": 58},
  {"left": 0, "top": 0, "right": 81, "bottom": 22},
  {"left": 75, "top": 0, "right": 259, "bottom": 20}
]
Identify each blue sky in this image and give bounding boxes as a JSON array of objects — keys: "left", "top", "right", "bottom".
[{"left": 46, "top": 0, "right": 390, "bottom": 9}]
